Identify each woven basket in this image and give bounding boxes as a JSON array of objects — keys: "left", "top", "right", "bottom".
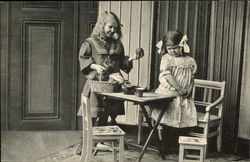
[{"left": 89, "top": 80, "right": 121, "bottom": 93}]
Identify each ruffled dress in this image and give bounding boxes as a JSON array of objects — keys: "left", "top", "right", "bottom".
[{"left": 150, "top": 54, "right": 198, "bottom": 128}]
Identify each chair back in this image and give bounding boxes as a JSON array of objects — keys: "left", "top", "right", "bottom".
[{"left": 192, "top": 79, "right": 226, "bottom": 117}]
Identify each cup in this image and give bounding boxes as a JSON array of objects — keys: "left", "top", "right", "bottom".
[{"left": 135, "top": 87, "right": 144, "bottom": 97}]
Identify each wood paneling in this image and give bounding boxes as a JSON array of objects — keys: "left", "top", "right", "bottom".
[
  {"left": 99, "top": 1, "right": 154, "bottom": 124},
  {"left": 207, "top": 1, "right": 247, "bottom": 152},
  {"left": 6, "top": 2, "right": 77, "bottom": 130},
  {"left": 22, "top": 21, "right": 60, "bottom": 119}
]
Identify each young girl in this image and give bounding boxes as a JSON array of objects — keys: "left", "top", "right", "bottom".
[
  {"left": 76, "top": 11, "right": 143, "bottom": 155},
  {"left": 150, "top": 30, "right": 197, "bottom": 154}
]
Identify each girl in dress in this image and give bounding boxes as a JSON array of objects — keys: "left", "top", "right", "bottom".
[
  {"left": 150, "top": 30, "right": 197, "bottom": 154},
  {"left": 76, "top": 11, "right": 143, "bottom": 155}
]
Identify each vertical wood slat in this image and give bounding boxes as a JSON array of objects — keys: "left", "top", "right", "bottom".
[
  {"left": 194, "top": 1, "right": 210, "bottom": 79},
  {"left": 184, "top": 1, "right": 189, "bottom": 34},
  {"left": 120, "top": 1, "right": 132, "bottom": 122},
  {"left": 127, "top": 1, "right": 141, "bottom": 124},
  {"left": 232, "top": 0, "right": 245, "bottom": 138},
  {"left": 120, "top": 1, "right": 131, "bottom": 80},
  {"left": 128, "top": 1, "right": 140, "bottom": 86},
  {"left": 224, "top": 1, "right": 236, "bottom": 137},
  {"left": 220, "top": 1, "right": 231, "bottom": 81},
  {"left": 139, "top": 1, "right": 152, "bottom": 88},
  {"left": 152, "top": 1, "right": 166, "bottom": 90},
  {"left": 214, "top": 1, "right": 225, "bottom": 81},
  {"left": 168, "top": 1, "right": 178, "bottom": 30},
  {"left": 175, "top": 1, "right": 179, "bottom": 29},
  {"left": 164, "top": 1, "right": 169, "bottom": 35},
  {"left": 192, "top": 1, "right": 198, "bottom": 58},
  {"left": 238, "top": 1, "right": 250, "bottom": 139},
  {"left": 137, "top": 1, "right": 142, "bottom": 85},
  {"left": 208, "top": 1, "right": 217, "bottom": 80}
]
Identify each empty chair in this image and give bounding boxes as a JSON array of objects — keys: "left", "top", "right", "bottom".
[
  {"left": 189, "top": 79, "right": 225, "bottom": 157},
  {"left": 80, "top": 95, "right": 125, "bottom": 162}
]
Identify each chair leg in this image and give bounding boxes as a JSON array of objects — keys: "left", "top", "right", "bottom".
[
  {"left": 203, "top": 124, "right": 209, "bottom": 158},
  {"left": 85, "top": 136, "right": 93, "bottom": 162},
  {"left": 179, "top": 144, "right": 184, "bottom": 162},
  {"left": 138, "top": 110, "right": 143, "bottom": 144},
  {"left": 80, "top": 134, "right": 87, "bottom": 162},
  {"left": 119, "top": 136, "right": 124, "bottom": 162},
  {"left": 217, "top": 124, "right": 222, "bottom": 152},
  {"left": 200, "top": 147, "right": 204, "bottom": 162},
  {"left": 112, "top": 141, "right": 117, "bottom": 162}
]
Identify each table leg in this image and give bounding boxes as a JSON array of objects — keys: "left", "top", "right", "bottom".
[{"left": 137, "top": 104, "right": 167, "bottom": 162}]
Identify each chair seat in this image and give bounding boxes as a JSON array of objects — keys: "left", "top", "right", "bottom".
[
  {"left": 197, "top": 112, "right": 221, "bottom": 122},
  {"left": 93, "top": 125, "right": 125, "bottom": 136},
  {"left": 179, "top": 136, "right": 207, "bottom": 145}
]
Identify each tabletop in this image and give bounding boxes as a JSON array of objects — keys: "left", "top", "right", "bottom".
[{"left": 99, "top": 92, "right": 176, "bottom": 104}]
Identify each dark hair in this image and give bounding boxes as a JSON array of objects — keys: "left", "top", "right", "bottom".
[
  {"left": 160, "top": 30, "right": 184, "bottom": 55},
  {"left": 91, "top": 11, "right": 123, "bottom": 40}
]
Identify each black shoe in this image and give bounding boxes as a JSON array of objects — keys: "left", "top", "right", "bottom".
[
  {"left": 159, "top": 147, "right": 166, "bottom": 160},
  {"left": 109, "top": 120, "right": 117, "bottom": 126}
]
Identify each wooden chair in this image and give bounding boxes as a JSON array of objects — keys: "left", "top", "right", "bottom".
[
  {"left": 178, "top": 136, "right": 207, "bottom": 162},
  {"left": 80, "top": 95, "right": 125, "bottom": 162},
  {"left": 189, "top": 79, "right": 225, "bottom": 157}
]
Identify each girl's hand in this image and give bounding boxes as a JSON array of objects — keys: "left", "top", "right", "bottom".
[
  {"left": 178, "top": 88, "right": 188, "bottom": 96},
  {"left": 90, "top": 64, "right": 106, "bottom": 74},
  {"left": 129, "top": 48, "right": 144, "bottom": 61},
  {"left": 183, "top": 85, "right": 193, "bottom": 98}
]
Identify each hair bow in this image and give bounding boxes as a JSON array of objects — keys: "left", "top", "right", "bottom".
[
  {"left": 156, "top": 40, "right": 163, "bottom": 54},
  {"left": 179, "top": 35, "right": 190, "bottom": 53}
]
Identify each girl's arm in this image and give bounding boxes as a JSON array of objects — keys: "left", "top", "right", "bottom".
[
  {"left": 183, "top": 58, "right": 197, "bottom": 98},
  {"left": 119, "top": 44, "right": 133, "bottom": 74},
  {"left": 183, "top": 76, "right": 194, "bottom": 98},
  {"left": 165, "top": 73, "right": 187, "bottom": 96},
  {"left": 79, "top": 41, "right": 105, "bottom": 79}
]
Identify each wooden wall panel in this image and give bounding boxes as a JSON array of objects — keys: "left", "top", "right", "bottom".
[
  {"left": 238, "top": 1, "right": 250, "bottom": 140},
  {"left": 6, "top": 2, "right": 77, "bottom": 130},
  {"left": 99, "top": 1, "right": 154, "bottom": 124},
  {"left": 139, "top": 1, "right": 154, "bottom": 88},
  {"left": 207, "top": 1, "right": 247, "bottom": 152},
  {"left": 23, "top": 21, "right": 60, "bottom": 119}
]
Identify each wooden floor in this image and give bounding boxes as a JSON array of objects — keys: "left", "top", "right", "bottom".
[
  {"left": 1, "top": 131, "right": 82, "bottom": 161},
  {"left": 1, "top": 127, "right": 249, "bottom": 162}
]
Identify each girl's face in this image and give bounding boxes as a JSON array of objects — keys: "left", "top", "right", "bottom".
[
  {"left": 103, "top": 19, "right": 118, "bottom": 38},
  {"left": 166, "top": 45, "right": 182, "bottom": 57}
]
